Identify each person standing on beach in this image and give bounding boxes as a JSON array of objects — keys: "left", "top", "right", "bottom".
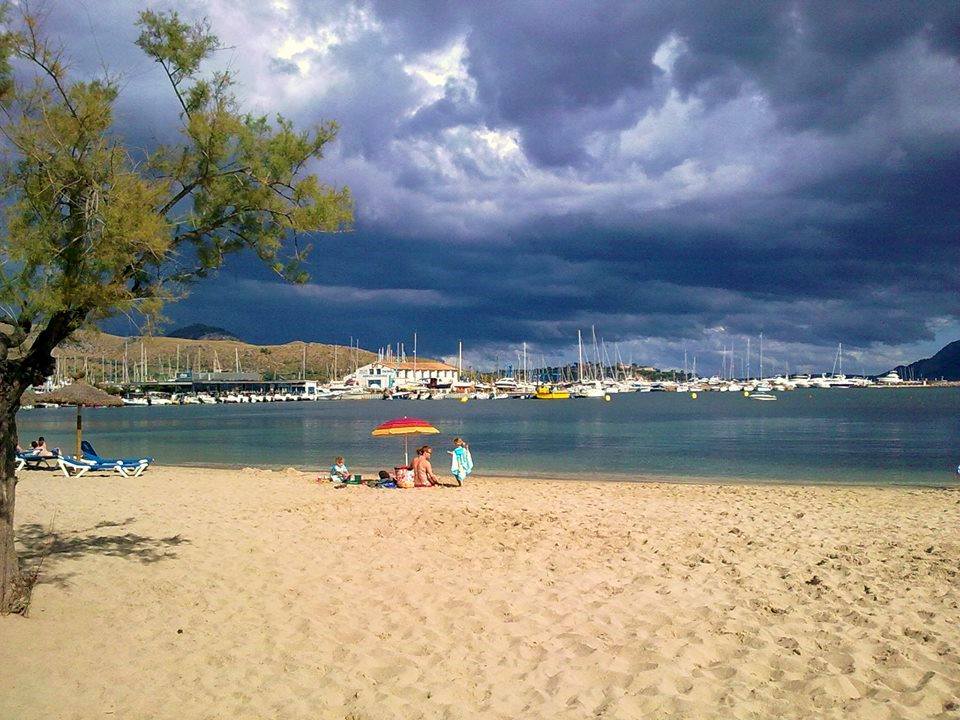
[{"left": 449, "top": 437, "right": 473, "bottom": 486}]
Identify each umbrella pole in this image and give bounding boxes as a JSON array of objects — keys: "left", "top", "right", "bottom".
[
  {"left": 76, "top": 405, "right": 82, "bottom": 458},
  {"left": 404, "top": 436, "right": 409, "bottom": 466}
]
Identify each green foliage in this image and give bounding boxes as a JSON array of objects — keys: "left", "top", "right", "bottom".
[{"left": 0, "top": 3, "right": 352, "bottom": 370}]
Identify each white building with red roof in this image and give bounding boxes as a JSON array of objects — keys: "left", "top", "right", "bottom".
[{"left": 350, "top": 359, "right": 460, "bottom": 390}]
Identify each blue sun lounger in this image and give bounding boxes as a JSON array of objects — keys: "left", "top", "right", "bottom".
[
  {"left": 80, "top": 441, "right": 153, "bottom": 475},
  {"left": 15, "top": 450, "right": 59, "bottom": 471},
  {"left": 57, "top": 454, "right": 150, "bottom": 478}
]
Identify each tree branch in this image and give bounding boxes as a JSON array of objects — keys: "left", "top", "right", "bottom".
[
  {"left": 157, "top": 58, "right": 191, "bottom": 120},
  {"left": 20, "top": 19, "right": 81, "bottom": 124},
  {"left": 14, "top": 307, "right": 86, "bottom": 387},
  {"left": 157, "top": 179, "right": 199, "bottom": 216}
]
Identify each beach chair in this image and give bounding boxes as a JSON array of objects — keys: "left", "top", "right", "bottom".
[
  {"left": 57, "top": 454, "right": 149, "bottom": 478},
  {"left": 57, "top": 455, "right": 116, "bottom": 478},
  {"left": 80, "top": 440, "right": 153, "bottom": 476},
  {"left": 16, "top": 450, "right": 59, "bottom": 470}
]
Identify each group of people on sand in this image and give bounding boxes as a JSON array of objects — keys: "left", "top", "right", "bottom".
[
  {"left": 327, "top": 437, "right": 473, "bottom": 489},
  {"left": 401, "top": 437, "right": 474, "bottom": 488},
  {"left": 15, "top": 436, "right": 57, "bottom": 458}
]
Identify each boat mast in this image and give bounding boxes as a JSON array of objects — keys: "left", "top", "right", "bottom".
[
  {"left": 759, "top": 332, "right": 764, "bottom": 382},
  {"left": 591, "top": 325, "right": 600, "bottom": 381},
  {"left": 578, "top": 330, "right": 584, "bottom": 383},
  {"left": 522, "top": 342, "right": 527, "bottom": 384},
  {"left": 746, "top": 337, "right": 750, "bottom": 380}
]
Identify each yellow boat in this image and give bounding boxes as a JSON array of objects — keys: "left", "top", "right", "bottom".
[{"left": 535, "top": 386, "right": 570, "bottom": 400}]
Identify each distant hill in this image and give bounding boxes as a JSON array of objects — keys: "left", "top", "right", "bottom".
[
  {"left": 892, "top": 340, "right": 960, "bottom": 381},
  {"left": 166, "top": 324, "right": 241, "bottom": 342},
  {"left": 51, "top": 331, "right": 378, "bottom": 383}
]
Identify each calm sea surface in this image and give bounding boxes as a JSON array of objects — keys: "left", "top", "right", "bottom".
[{"left": 15, "top": 389, "right": 960, "bottom": 486}]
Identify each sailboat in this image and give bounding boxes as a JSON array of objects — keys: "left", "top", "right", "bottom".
[
  {"left": 749, "top": 332, "right": 776, "bottom": 400},
  {"left": 570, "top": 329, "right": 606, "bottom": 397}
]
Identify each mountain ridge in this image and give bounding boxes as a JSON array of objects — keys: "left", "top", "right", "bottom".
[
  {"left": 165, "top": 324, "right": 242, "bottom": 342},
  {"left": 892, "top": 339, "right": 960, "bottom": 381},
  {"left": 53, "top": 331, "right": 378, "bottom": 382}
]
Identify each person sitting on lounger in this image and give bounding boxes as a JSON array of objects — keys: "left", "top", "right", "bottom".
[
  {"left": 330, "top": 456, "right": 350, "bottom": 483},
  {"left": 36, "top": 437, "right": 57, "bottom": 458}
]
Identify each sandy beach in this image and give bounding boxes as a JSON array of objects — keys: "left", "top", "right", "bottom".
[{"left": 2, "top": 466, "right": 958, "bottom": 719}]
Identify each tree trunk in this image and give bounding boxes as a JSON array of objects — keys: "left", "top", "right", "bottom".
[
  {"left": 0, "top": 309, "right": 84, "bottom": 613},
  {"left": 0, "top": 393, "right": 25, "bottom": 614}
]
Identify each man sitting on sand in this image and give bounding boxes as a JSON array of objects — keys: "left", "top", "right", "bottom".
[{"left": 411, "top": 445, "right": 439, "bottom": 487}]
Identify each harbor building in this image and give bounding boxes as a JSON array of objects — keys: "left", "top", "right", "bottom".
[
  {"left": 138, "top": 371, "right": 321, "bottom": 398},
  {"left": 351, "top": 360, "right": 460, "bottom": 390}
]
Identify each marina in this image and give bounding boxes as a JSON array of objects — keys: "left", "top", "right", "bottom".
[
  {"left": 16, "top": 387, "right": 960, "bottom": 486},
  {"left": 19, "top": 368, "right": 940, "bottom": 407}
]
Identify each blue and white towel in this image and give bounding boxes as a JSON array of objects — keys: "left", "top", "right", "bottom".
[{"left": 451, "top": 446, "right": 474, "bottom": 482}]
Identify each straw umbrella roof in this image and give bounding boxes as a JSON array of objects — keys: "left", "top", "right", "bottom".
[
  {"left": 39, "top": 382, "right": 123, "bottom": 407},
  {"left": 20, "top": 390, "right": 42, "bottom": 406}
]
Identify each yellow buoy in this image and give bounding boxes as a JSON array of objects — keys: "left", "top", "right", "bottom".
[
  {"left": 604, "top": 394, "right": 611, "bottom": 402},
  {"left": 460, "top": 396, "right": 469, "bottom": 403},
  {"left": 743, "top": 390, "right": 749, "bottom": 397},
  {"left": 691, "top": 392, "right": 698, "bottom": 399}
]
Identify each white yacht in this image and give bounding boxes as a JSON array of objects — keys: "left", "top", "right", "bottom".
[
  {"left": 875, "top": 370, "right": 904, "bottom": 385},
  {"left": 494, "top": 377, "right": 520, "bottom": 393},
  {"left": 572, "top": 380, "right": 607, "bottom": 398}
]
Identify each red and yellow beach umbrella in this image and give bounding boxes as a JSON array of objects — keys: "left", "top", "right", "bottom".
[{"left": 371, "top": 416, "right": 440, "bottom": 465}]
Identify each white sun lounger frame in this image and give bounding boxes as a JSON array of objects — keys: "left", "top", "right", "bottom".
[{"left": 57, "top": 456, "right": 149, "bottom": 478}]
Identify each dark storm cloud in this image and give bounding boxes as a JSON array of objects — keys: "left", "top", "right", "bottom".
[{"left": 40, "top": 1, "right": 960, "bottom": 372}]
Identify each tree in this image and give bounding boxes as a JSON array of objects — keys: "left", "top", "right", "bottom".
[{"left": 0, "top": 7, "right": 352, "bottom": 612}]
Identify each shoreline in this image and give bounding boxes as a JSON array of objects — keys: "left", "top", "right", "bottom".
[{"left": 166, "top": 461, "right": 960, "bottom": 489}]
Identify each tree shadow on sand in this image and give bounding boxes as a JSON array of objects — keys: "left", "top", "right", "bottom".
[{"left": 15, "top": 519, "right": 189, "bottom": 589}]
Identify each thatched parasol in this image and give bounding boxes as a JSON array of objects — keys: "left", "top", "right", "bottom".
[
  {"left": 19, "top": 390, "right": 41, "bottom": 407},
  {"left": 39, "top": 382, "right": 123, "bottom": 457}
]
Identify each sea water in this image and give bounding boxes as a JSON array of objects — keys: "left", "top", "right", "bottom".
[{"left": 15, "top": 388, "right": 960, "bottom": 485}]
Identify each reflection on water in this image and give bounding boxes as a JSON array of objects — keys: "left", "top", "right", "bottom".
[{"left": 16, "top": 389, "right": 960, "bottom": 485}]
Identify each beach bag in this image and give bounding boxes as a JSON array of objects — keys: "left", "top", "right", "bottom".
[{"left": 395, "top": 466, "right": 415, "bottom": 489}]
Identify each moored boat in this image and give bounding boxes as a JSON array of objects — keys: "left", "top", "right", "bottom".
[{"left": 534, "top": 385, "right": 570, "bottom": 400}]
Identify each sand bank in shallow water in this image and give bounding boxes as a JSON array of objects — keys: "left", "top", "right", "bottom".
[{"left": 2, "top": 466, "right": 958, "bottom": 719}]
